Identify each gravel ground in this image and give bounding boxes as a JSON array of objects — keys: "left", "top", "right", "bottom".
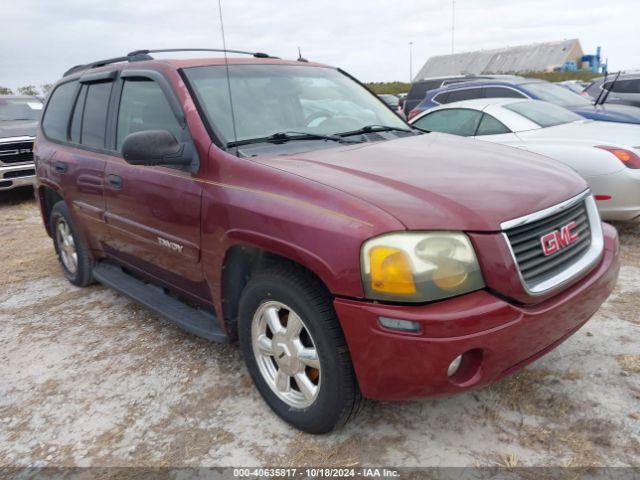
[{"left": 0, "top": 188, "right": 638, "bottom": 468}]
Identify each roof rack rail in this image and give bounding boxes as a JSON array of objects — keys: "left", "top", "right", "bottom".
[
  {"left": 127, "top": 48, "right": 273, "bottom": 58},
  {"left": 63, "top": 48, "right": 274, "bottom": 77},
  {"left": 63, "top": 53, "right": 153, "bottom": 77}
]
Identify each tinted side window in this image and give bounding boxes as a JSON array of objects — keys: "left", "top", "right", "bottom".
[
  {"left": 81, "top": 82, "right": 112, "bottom": 148},
  {"left": 484, "top": 87, "right": 526, "bottom": 98},
  {"left": 446, "top": 88, "right": 483, "bottom": 103},
  {"left": 42, "top": 81, "right": 78, "bottom": 141},
  {"left": 413, "top": 108, "right": 483, "bottom": 136},
  {"left": 607, "top": 79, "right": 640, "bottom": 94},
  {"left": 408, "top": 80, "right": 441, "bottom": 100},
  {"left": 433, "top": 92, "right": 450, "bottom": 104},
  {"left": 116, "top": 79, "right": 182, "bottom": 150},
  {"left": 69, "top": 85, "right": 87, "bottom": 144},
  {"left": 476, "top": 113, "right": 511, "bottom": 136}
]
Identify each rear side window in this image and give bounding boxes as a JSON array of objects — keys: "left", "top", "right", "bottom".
[
  {"left": 116, "top": 79, "right": 182, "bottom": 150},
  {"left": 69, "top": 85, "right": 87, "bottom": 144},
  {"left": 413, "top": 108, "right": 483, "bottom": 136},
  {"left": 81, "top": 82, "right": 113, "bottom": 148},
  {"left": 476, "top": 113, "right": 511, "bottom": 136},
  {"left": 433, "top": 92, "right": 449, "bottom": 104},
  {"left": 42, "top": 81, "right": 78, "bottom": 141},
  {"left": 604, "top": 79, "right": 640, "bottom": 94},
  {"left": 484, "top": 87, "right": 526, "bottom": 98},
  {"left": 445, "top": 88, "right": 483, "bottom": 103},
  {"left": 408, "top": 80, "right": 441, "bottom": 100}
]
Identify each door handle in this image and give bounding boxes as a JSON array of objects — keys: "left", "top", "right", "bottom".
[
  {"left": 107, "top": 174, "right": 123, "bottom": 190},
  {"left": 54, "top": 161, "right": 68, "bottom": 174}
]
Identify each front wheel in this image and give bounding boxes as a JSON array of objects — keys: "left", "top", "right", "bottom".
[{"left": 238, "top": 265, "right": 362, "bottom": 433}]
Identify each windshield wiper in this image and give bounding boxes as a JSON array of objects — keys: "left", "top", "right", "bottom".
[
  {"left": 227, "top": 131, "right": 359, "bottom": 148},
  {"left": 336, "top": 124, "right": 415, "bottom": 137}
]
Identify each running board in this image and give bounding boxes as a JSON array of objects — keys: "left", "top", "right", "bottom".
[{"left": 93, "top": 261, "right": 229, "bottom": 343}]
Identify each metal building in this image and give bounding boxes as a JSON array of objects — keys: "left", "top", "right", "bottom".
[{"left": 414, "top": 39, "right": 584, "bottom": 80}]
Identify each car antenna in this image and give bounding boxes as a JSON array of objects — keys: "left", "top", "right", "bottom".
[
  {"left": 297, "top": 47, "right": 309, "bottom": 63},
  {"left": 593, "top": 70, "right": 608, "bottom": 106},
  {"left": 218, "top": 0, "right": 239, "bottom": 155},
  {"left": 598, "top": 70, "right": 621, "bottom": 106}
]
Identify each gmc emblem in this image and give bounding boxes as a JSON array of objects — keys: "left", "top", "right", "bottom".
[{"left": 540, "top": 221, "right": 580, "bottom": 256}]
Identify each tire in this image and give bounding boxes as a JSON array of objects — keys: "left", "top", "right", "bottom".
[
  {"left": 238, "top": 264, "right": 362, "bottom": 433},
  {"left": 50, "top": 201, "right": 93, "bottom": 287}
]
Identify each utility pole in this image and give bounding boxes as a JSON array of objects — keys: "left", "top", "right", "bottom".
[
  {"left": 451, "top": 0, "right": 455, "bottom": 54},
  {"left": 409, "top": 41, "right": 414, "bottom": 82}
]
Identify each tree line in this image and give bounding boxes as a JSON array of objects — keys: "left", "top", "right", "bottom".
[{"left": 0, "top": 84, "right": 53, "bottom": 97}]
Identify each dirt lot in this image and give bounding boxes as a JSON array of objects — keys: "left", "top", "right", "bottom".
[{"left": 0, "top": 188, "right": 638, "bottom": 468}]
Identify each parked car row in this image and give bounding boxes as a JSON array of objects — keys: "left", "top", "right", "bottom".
[
  {"left": 407, "top": 77, "right": 640, "bottom": 124},
  {"left": 31, "top": 49, "right": 622, "bottom": 433}
]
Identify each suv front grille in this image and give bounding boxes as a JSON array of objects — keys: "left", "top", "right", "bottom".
[
  {"left": 0, "top": 141, "right": 34, "bottom": 165},
  {"left": 502, "top": 193, "right": 603, "bottom": 294}
]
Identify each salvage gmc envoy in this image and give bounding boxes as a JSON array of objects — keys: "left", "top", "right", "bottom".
[{"left": 35, "top": 49, "right": 620, "bottom": 433}]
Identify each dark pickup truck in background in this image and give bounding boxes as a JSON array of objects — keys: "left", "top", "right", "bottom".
[{"left": 0, "top": 95, "right": 42, "bottom": 191}]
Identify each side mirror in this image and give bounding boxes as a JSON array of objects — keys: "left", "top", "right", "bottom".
[{"left": 121, "top": 130, "right": 193, "bottom": 167}]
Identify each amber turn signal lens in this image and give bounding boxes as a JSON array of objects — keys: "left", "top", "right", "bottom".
[
  {"left": 369, "top": 246, "right": 416, "bottom": 295},
  {"left": 595, "top": 145, "right": 640, "bottom": 169}
]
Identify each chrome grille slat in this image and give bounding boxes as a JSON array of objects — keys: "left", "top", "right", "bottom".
[
  {"left": 515, "top": 222, "right": 590, "bottom": 263},
  {"left": 0, "top": 141, "right": 34, "bottom": 165},
  {"left": 521, "top": 238, "right": 591, "bottom": 279},
  {"left": 508, "top": 205, "right": 586, "bottom": 245},
  {"left": 504, "top": 197, "right": 594, "bottom": 291}
]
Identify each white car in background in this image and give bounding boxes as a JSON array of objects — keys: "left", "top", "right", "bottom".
[{"left": 409, "top": 98, "right": 640, "bottom": 221}]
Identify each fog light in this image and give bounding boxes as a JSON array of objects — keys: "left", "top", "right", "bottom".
[
  {"left": 447, "top": 355, "right": 463, "bottom": 377},
  {"left": 378, "top": 316, "right": 420, "bottom": 333}
]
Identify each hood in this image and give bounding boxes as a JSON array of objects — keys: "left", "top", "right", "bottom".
[
  {"left": 252, "top": 133, "right": 586, "bottom": 231},
  {"left": 569, "top": 103, "right": 640, "bottom": 124},
  {"left": 0, "top": 120, "right": 38, "bottom": 139}
]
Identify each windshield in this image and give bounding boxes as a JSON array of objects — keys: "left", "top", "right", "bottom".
[
  {"left": 522, "top": 82, "right": 592, "bottom": 107},
  {"left": 505, "top": 100, "right": 583, "bottom": 128},
  {"left": 184, "top": 64, "right": 408, "bottom": 144},
  {"left": 0, "top": 97, "right": 43, "bottom": 121}
]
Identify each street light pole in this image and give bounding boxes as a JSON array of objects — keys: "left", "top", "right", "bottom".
[
  {"left": 451, "top": 0, "right": 455, "bottom": 54},
  {"left": 409, "top": 41, "right": 413, "bottom": 82}
]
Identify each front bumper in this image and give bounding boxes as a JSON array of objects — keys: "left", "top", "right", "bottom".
[
  {"left": 0, "top": 164, "right": 36, "bottom": 191},
  {"left": 334, "top": 223, "right": 620, "bottom": 400}
]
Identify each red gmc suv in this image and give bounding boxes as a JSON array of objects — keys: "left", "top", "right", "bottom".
[{"left": 35, "top": 49, "right": 620, "bottom": 433}]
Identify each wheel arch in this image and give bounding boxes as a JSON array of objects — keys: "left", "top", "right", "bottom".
[
  {"left": 218, "top": 234, "right": 337, "bottom": 339},
  {"left": 37, "top": 184, "right": 65, "bottom": 237}
]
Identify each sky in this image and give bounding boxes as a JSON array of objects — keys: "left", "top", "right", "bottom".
[{"left": 1, "top": 0, "right": 639, "bottom": 90}]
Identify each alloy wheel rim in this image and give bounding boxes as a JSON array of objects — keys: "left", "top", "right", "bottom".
[
  {"left": 56, "top": 218, "right": 78, "bottom": 274},
  {"left": 251, "top": 300, "right": 321, "bottom": 408}
]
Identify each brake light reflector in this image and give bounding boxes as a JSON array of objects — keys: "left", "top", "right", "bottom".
[
  {"left": 407, "top": 109, "right": 421, "bottom": 120},
  {"left": 595, "top": 195, "right": 612, "bottom": 201},
  {"left": 595, "top": 145, "right": 640, "bottom": 169}
]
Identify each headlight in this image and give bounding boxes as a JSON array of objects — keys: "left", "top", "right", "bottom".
[{"left": 361, "top": 232, "right": 485, "bottom": 302}]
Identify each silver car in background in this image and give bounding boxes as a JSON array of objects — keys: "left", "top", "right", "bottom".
[
  {"left": 584, "top": 73, "right": 640, "bottom": 108},
  {"left": 0, "top": 95, "right": 42, "bottom": 191}
]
